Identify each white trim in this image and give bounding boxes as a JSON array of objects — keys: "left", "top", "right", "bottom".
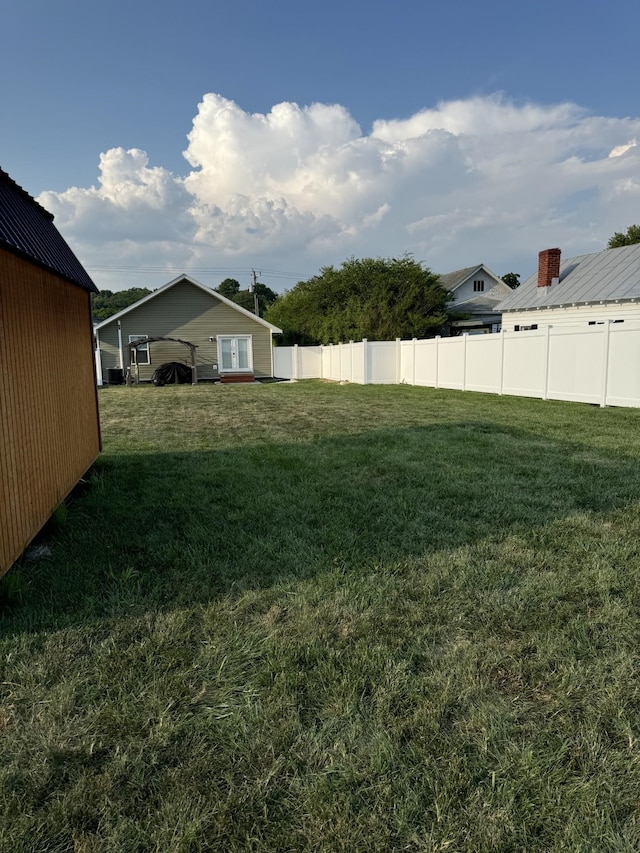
[
  {"left": 94, "top": 273, "right": 282, "bottom": 333},
  {"left": 94, "top": 347, "right": 103, "bottom": 388},
  {"left": 117, "top": 321, "right": 124, "bottom": 370}
]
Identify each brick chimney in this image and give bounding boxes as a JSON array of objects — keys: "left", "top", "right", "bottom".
[{"left": 538, "top": 248, "right": 561, "bottom": 288}]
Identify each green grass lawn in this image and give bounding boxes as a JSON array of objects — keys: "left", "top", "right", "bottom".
[{"left": 3, "top": 382, "right": 640, "bottom": 851}]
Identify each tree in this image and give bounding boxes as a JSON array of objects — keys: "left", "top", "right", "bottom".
[
  {"left": 91, "top": 288, "right": 152, "bottom": 321},
  {"left": 607, "top": 225, "right": 640, "bottom": 249},
  {"left": 232, "top": 283, "right": 279, "bottom": 316},
  {"left": 501, "top": 272, "right": 521, "bottom": 289},
  {"left": 216, "top": 278, "right": 241, "bottom": 299},
  {"left": 217, "top": 279, "right": 279, "bottom": 317},
  {"left": 264, "top": 255, "right": 454, "bottom": 345}
]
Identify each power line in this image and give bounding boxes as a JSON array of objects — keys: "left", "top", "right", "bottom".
[{"left": 85, "top": 264, "right": 307, "bottom": 281}]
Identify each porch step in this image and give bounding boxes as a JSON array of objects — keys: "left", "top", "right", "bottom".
[{"left": 220, "top": 373, "right": 256, "bottom": 384}]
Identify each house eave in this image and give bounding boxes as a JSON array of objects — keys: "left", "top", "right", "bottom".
[{"left": 501, "top": 296, "right": 640, "bottom": 313}]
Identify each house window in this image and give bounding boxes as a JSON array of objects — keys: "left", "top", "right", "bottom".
[
  {"left": 514, "top": 324, "right": 538, "bottom": 332},
  {"left": 473, "top": 280, "right": 485, "bottom": 292},
  {"left": 129, "top": 335, "right": 150, "bottom": 365}
]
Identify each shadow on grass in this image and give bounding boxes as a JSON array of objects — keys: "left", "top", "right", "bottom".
[{"left": 3, "top": 420, "right": 640, "bottom": 635}]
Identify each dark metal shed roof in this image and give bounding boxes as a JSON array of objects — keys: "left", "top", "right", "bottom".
[{"left": 0, "top": 168, "right": 97, "bottom": 293}]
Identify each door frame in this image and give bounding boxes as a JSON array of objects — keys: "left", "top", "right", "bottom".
[{"left": 216, "top": 334, "right": 253, "bottom": 373}]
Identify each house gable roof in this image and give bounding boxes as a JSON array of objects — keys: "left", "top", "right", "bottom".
[
  {"left": 438, "top": 263, "right": 507, "bottom": 293},
  {"left": 497, "top": 244, "right": 640, "bottom": 312},
  {"left": 439, "top": 264, "right": 487, "bottom": 292},
  {"left": 94, "top": 273, "right": 282, "bottom": 333},
  {"left": 0, "top": 168, "right": 97, "bottom": 293},
  {"left": 438, "top": 263, "right": 511, "bottom": 313}
]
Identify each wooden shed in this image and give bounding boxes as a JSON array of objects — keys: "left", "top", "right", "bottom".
[{"left": 0, "top": 168, "right": 101, "bottom": 577}]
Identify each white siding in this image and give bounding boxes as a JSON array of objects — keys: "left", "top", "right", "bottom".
[{"left": 501, "top": 302, "right": 640, "bottom": 331}]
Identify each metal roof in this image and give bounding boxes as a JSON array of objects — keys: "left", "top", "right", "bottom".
[
  {"left": 454, "top": 291, "right": 507, "bottom": 313},
  {"left": 497, "top": 244, "right": 640, "bottom": 312},
  {"left": 0, "top": 168, "right": 97, "bottom": 293}
]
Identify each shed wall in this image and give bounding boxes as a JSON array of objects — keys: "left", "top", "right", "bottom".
[
  {"left": 0, "top": 250, "right": 100, "bottom": 574},
  {"left": 97, "top": 281, "right": 275, "bottom": 381}
]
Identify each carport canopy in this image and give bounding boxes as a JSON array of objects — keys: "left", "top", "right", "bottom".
[{"left": 125, "top": 336, "right": 198, "bottom": 384}]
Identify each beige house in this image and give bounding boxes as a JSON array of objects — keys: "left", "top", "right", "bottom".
[{"left": 95, "top": 274, "right": 282, "bottom": 383}]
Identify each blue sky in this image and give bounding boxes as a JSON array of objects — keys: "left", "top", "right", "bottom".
[{"left": 3, "top": 0, "right": 640, "bottom": 293}]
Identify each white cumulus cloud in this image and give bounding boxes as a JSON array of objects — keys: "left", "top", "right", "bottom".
[{"left": 38, "top": 93, "right": 640, "bottom": 292}]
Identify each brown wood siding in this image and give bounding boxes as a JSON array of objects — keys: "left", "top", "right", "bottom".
[
  {"left": 97, "top": 280, "right": 275, "bottom": 381},
  {"left": 0, "top": 250, "right": 101, "bottom": 575}
]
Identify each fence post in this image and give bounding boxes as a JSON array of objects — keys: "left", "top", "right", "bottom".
[
  {"left": 435, "top": 336, "right": 440, "bottom": 388},
  {"left": 293, "top": 344, "right": 299, "bottom": 380},
  {"left": 95, "top": 347, "right": 103, "bottom": 386},
  {"left": 542, "top": 325, "right": 551, "bottom": 401},
  {"left": 412, "top": 338, "right": 417, "bottom": 386},
  {"left": 600, "top": 321, "right": 612, "bottom": 407},
  {"left": 396, "top": 338, "right": 401, "bottom": 384},
  {"left": 349, "top": 340, "right": 354, "bottom": 383},
  {"left": 499, "top": 328, "right": 505, "bottom": 395},
  {"left": 462, "top": 334, "right": 468, "bottom": 391},
  {"left": 362, "top": 338, "right": 369, "bottom": 385}
]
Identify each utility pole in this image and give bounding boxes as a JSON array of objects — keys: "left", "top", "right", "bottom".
[{"left": 250, "top": 269, "right": 260, "bottom": 316}]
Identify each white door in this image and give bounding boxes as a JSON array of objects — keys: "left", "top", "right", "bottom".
[{"left": 218, "top": 335, "right": 252, "bottom": 371}]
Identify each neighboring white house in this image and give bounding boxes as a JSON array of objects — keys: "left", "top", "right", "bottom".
[
  {"left": 439, "top": 264, "right": 513, "bottom": 334},
  {"left": 498, "top": 245, "right": 640, "bottom": 331}
]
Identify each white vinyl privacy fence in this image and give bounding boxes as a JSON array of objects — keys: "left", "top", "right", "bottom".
[{"left": 273, "top": 321, "right": 640, "bottom": 408}]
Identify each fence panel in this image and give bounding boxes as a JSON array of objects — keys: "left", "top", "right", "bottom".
[
  {"left": 272, "top": 322, "right": 640, "bottom": 408},
  {"left": 338, "top": 343, "right": 353, "bottom": 382},
  {"left": 437, "top": 337, "right": 465, "bottom": 390},
  {"left": 368, "top": 341, "right": 397, "bottom": 384},
  {"left": 414, "top": 339, "right": 438, "bottom": 386},
  {"left": 465, "top": 334, "right": 502, "bottom": 394},
  {"left": 299, "top": 346, "right": 322, "bottom": 379},
  {"left": 273, "top": 347, "right": 294, "bottom": 378},
  {"left": 399, "top": 341, "right": 414, "bottom": 384},
  {"left": 351, "top": 342, "right": 365, "bottom": 384},
  {"left": 502, "top": 331, "right": 546, "bottom": 398},
  {"left": 606, "top": 321, "right": 640, "bottom": 407},
  {"left": 321, "top": 346, "right": 332, "bottom": 379},
  {"left": 547, "top": 326, "right": 604, "bottom": 404},
  {"left": 327, "top": 345, "right": 341, "bottom": 381}
]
